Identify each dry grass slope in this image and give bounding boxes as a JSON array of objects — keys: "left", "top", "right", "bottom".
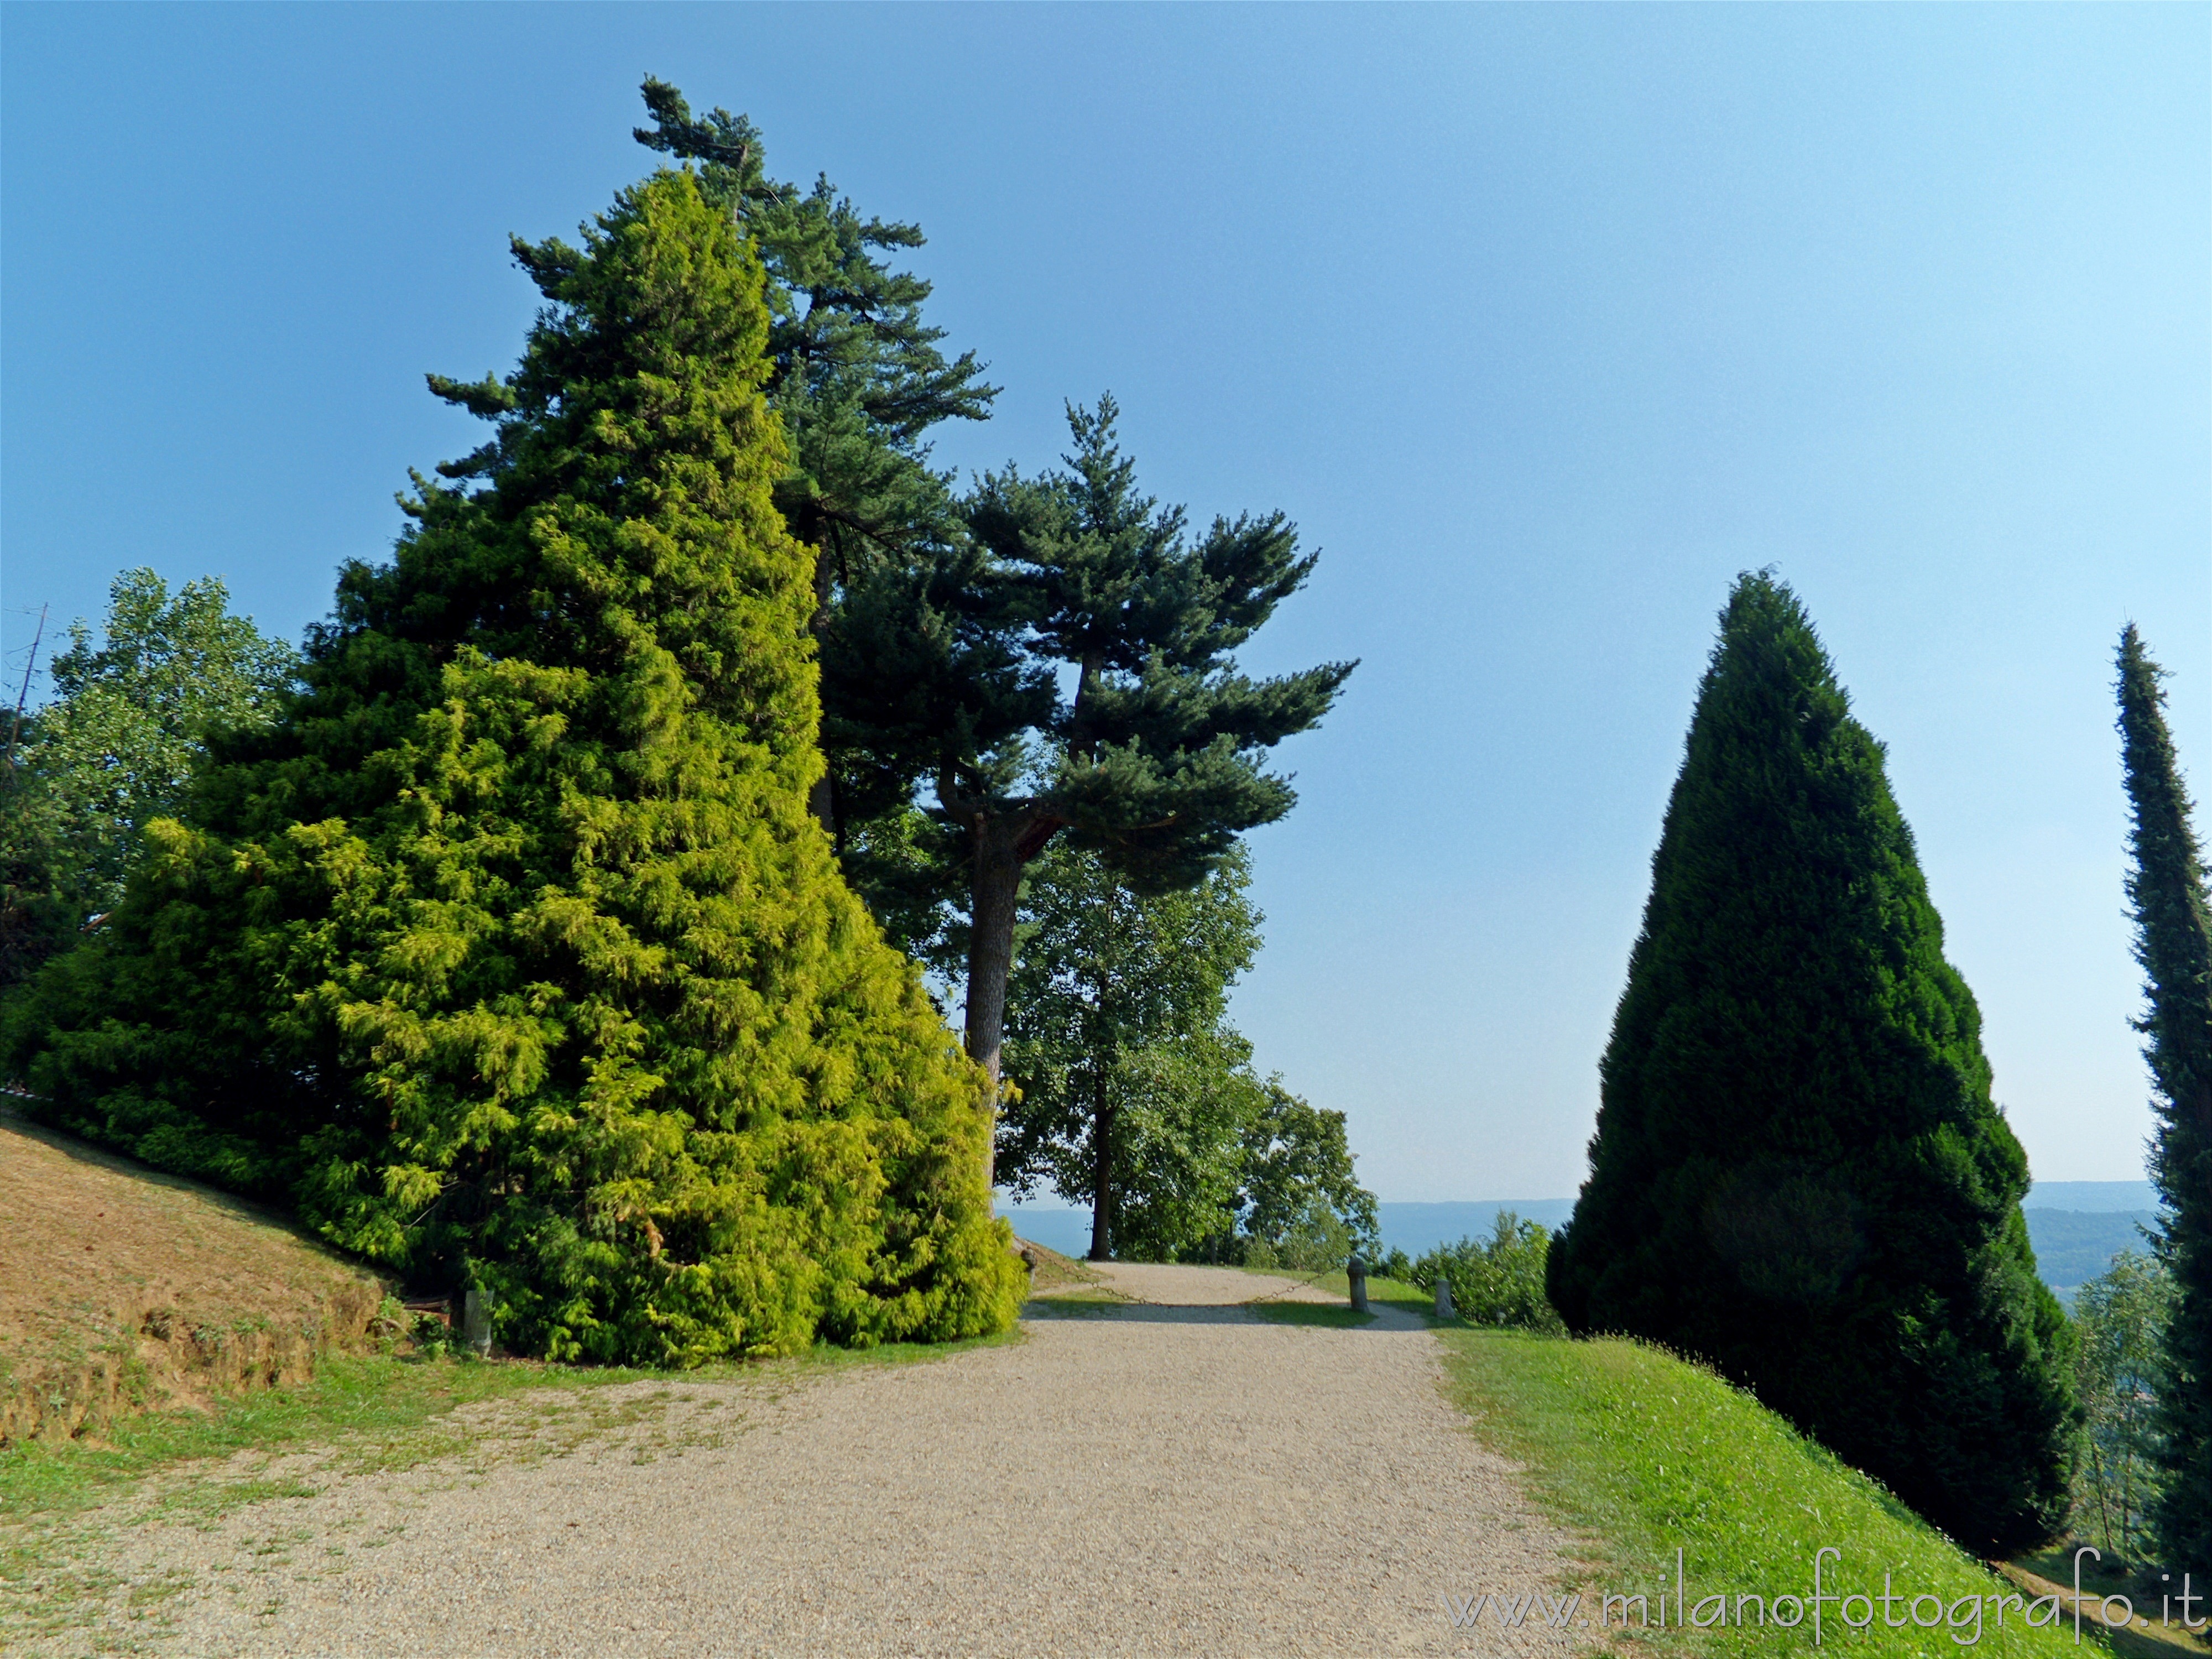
[{"left": 0, "top": 1107, "right": 390, "bottom": 1445}]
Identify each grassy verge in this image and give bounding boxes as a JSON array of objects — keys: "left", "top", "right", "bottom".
[
  {"left": 1245, "top": 1271, "right": 1445, "bottom": 1328},
  {"left": 1436, "top": 1328, "right": 2196, "bottom": 1656},
  {"left": 0, "top": 1331, "right": 1018, "bottom": 1647},
  {"left": 1248, "top": 1302, "right": 1375, "bottom": 1328}
]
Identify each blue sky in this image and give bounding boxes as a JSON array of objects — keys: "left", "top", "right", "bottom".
[{"left": 4, "top": 4, "right": 2205, "bottom": 1200}]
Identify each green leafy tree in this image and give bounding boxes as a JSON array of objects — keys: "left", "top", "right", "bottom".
[
  {"left": 999, "top": 841, "right": 1262, "bottom": 1259},
  {"left": 2115, "top": 624, "right": 2212, "bottom": 1569},
  {"left": 1237, "top": 1080, "right": 1378, "bottom": 1257},
  {"left": 1546, "top": 571, "right": 2077, "bottom": 1555},
  {"left": 999, "top": 841, "right": 1377, "bottom": 1264},
  {"left": 0, "top": 570, "right": 297, "bottom": 985},
  {"left": 2071, "top": 1248, "right": 2177, "bottom": 1562},
  {"left": 0, "top": 168, "right": 1022, "bottom": 1363},
  {"left": 1242, "top": 1201, "right": 1353, "bottom": 1275}
]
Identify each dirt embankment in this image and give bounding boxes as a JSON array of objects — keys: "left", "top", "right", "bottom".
[{"left": 0, "top": 1108, "right": 390, "bottom": 1444}]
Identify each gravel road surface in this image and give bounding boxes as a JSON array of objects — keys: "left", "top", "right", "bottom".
[{"left": 46, "top": 1262, "right": 1589, "bottom": 1657}]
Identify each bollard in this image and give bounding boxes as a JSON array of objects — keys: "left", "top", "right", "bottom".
[
  {"left": 461, "top": 1286, "right": 493, "bottom": 1357},
  {"left": 1347, "top": 1254, "right": 1369, "bottom": 1314},
  {"left": 1434, "top": 1276, "right": 1454, "bottom": 1321}
]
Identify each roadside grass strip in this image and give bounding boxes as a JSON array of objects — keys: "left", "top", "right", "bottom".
[
  {"left": 1242, "top": 1267, "right": 1437, "bottom": 1321},
  {"left": 1435, "top": 1329, "right": 2191, "bottom": 1656},
  {"left": 1248, "top": 1301, "right": 1377, "bottom": 1328}
]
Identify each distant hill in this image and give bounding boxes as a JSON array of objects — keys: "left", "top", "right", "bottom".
[
  {"left": 2023, "top": 1211, "right": 2159, "bottom": 1305},
  {"left": 2024, "top": 1179, "right": 2160, "bottom": 1212}
]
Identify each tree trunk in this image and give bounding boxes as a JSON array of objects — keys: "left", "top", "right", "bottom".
[
  {"left": 959, "top": 804, "right": 1063, "bottom": 1192},
  {"left": 1089, "top": 1068, "right": 1114, "bottom": 1261}
]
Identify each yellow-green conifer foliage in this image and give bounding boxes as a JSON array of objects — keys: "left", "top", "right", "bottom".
[{"left": 2, "top": 171, "right": 1024, "bottom": 1362}]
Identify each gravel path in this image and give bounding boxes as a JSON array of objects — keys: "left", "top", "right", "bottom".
[{"left": 50, "top": 1266, "right": 1590, "bottom": 1657}]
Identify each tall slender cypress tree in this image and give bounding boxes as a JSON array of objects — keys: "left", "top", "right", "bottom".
[
  {"left": 1548, "top": 572, "right": 2076, "bottom": 1553},
  {"left": 0, "top": 168, "right": 1022, "bottom": 1363},
  {"left": 2115, "top": 625, "right": 2212, "bottom": 1570}
]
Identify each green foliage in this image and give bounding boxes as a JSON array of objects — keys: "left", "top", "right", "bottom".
[
  {"left": 1237, "top": 1079, "right": 1378, "bottom": 1255},
  {"left": 632, "top": 77, "right": 1022, "bottom": 933},
  {"left": 1410, "top": 1213, "right": 1564, "bottom": 1333},
  {"left": 2114, "top": 624, "right": 2212, "bottom": 1571},
  {"left": 1245, "top": 1198, "right": 1352, "bottom": 1274},
  {"left": 0, "top": 168, "right": 1022, "bottom": 1364},
  {"left": 833, "top": 390, "right": 1353, "bottom": 1103},
  {"left": 1439, "top": 1331, "right": 2086, "bottom": 1656},
  {"left": 2070, "top": 1248, "right": 2176, "bottom": 1563},
  {"left": 999, "top": 841, "right": 1376, "bottom": 1264},
  {"left": 1547, "top": 571, "right": 2078, "bottom": 1555},
  {"left": 0, "top": 571, "right": 296, "bottom": 985},
  {"left": 959, "top": 395, "right": 1356, "bottom": 890},
  {"left": 999, "top": 841, "right": 1261, "bottom": 1258}
]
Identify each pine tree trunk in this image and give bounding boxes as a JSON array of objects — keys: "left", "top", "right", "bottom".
[{"left": 960, "top": 805, "right": 1062, "bottom": 1192}]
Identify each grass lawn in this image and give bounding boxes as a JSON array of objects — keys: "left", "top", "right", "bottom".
[
  {"left": 1437, "top": 1328, "right": 2203, "bottom": 1656},
  {"left": 1244, "top": 1270, "right": 1439, "bottom": 1328}
]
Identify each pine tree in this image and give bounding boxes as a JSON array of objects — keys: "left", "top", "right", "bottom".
[
  {"left": 949, "top": 400, "right": 1353, "bottom": 1149},
  {"left": 1546, "top": 572, "right": 2076, "bottom": 1554},
  {"left": 0, "top": 168, "right": 1023, "bottom": 1363},
  {"left": 2115, "top": 624, "right": 2212, "bottom": 1570},
  {"left": 633, "top": 76, "right": 1022, "bottom": 894}
]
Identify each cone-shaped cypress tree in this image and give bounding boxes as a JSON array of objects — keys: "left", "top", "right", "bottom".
[
  {"left": 1547, "top": 572, "right": 2077, "bottom": 1553},
  {"left": 2115, "top": 625, "right": 2212, "bottom": 1570},
  {"left": 0, "top": 169, "right": 1023, "bottom": 1363}
]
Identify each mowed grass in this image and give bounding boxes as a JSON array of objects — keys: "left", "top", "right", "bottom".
[
  {"left": 1436, "top": 1328, "right": 2185, "bottom": 1656},
  {"left": 1245, "top": 1270, "right": 1437, "bottom": 1327}
]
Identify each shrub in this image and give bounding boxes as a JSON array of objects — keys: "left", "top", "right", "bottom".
[{"left": 1411, "top": 1213, "right": 1564, "bottom": 1333}]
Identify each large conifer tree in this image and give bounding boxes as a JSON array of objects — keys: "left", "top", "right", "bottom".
[
  {"left": 1547, "top": 572, "right": 2075, "bottom": 1553},
  {"left": 0, "top": 169, "right": 1022, "bottom": 1363},
  {"left": 2115, "top": 625, "right": 2212, "bottom": 1570}
]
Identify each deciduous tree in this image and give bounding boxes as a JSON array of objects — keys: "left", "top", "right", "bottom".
[
  {"left": 2070, "top": 1248, "right": 2176, "bottom": 1562},
  {"left": 999, "top": 841, "right": 1261, "bottom": 1259},
  {"left": 0, "top": 570, "right": 296, "bottom": 985}
]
